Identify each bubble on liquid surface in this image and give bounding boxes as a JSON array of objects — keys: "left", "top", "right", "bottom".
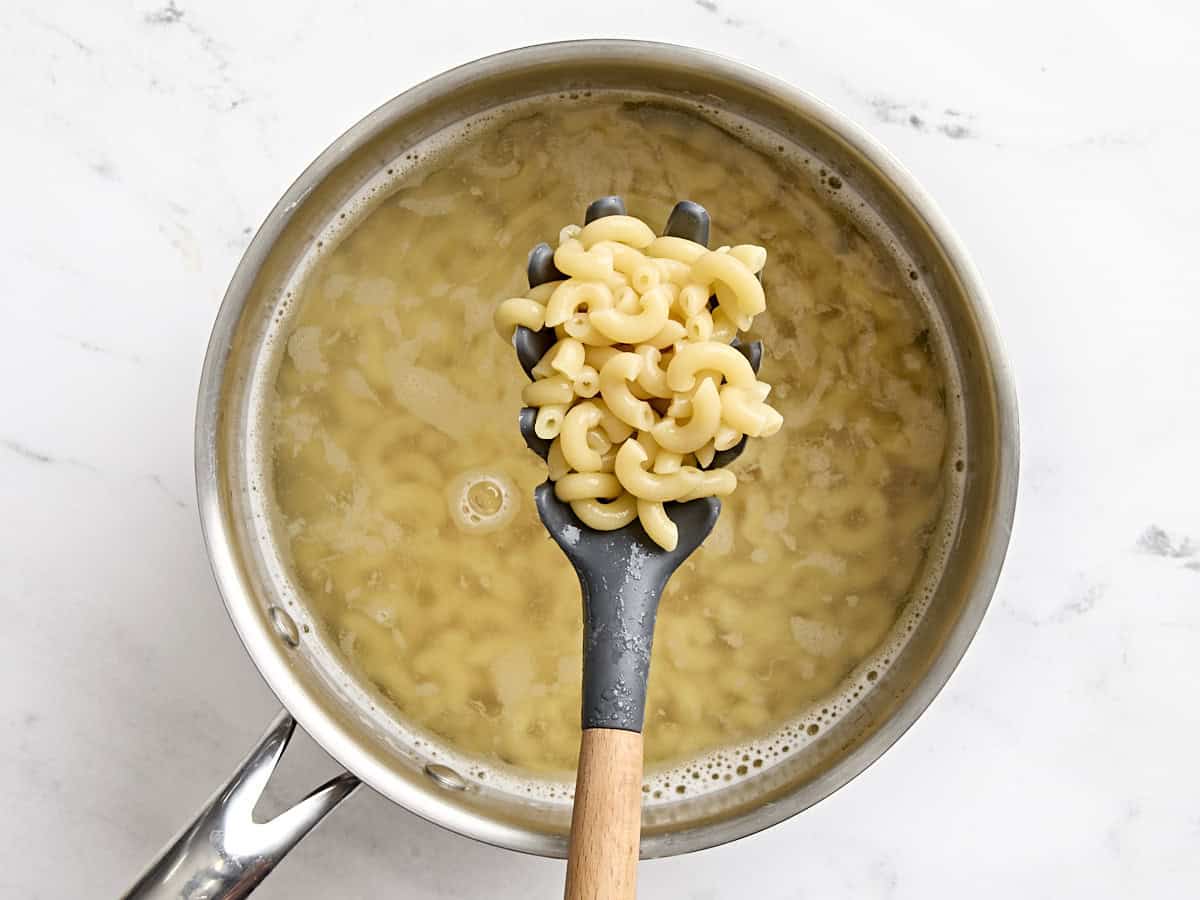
[{"left": 446, "top": 470, "right": 519, "bottom": 534}]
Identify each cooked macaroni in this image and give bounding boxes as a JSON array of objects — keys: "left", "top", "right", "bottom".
[{"left": 501, "top": 217, "right": 784, "bottom": 550}]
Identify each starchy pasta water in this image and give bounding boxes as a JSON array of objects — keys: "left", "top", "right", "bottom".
[
  {"left": 497, "top": 214, "right": 783, "bottom": 550},
  {"left": 268, "top": 99, "right": 960, "bottom": 778}
]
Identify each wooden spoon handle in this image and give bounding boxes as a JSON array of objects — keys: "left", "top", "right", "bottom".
[{"left": 564, "top": 728, "right": 644, "bottom": 900}]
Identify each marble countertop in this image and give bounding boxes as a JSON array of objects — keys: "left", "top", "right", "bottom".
[{"left": 3, "top": 1, "right": 1198, "bottom": 897}]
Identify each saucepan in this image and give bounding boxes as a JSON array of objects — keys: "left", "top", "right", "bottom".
[{"left": 124, "top": 40, "right": 1018, "bottom": 898}]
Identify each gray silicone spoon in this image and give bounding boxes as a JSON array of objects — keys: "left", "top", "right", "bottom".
[
  {"left": 510, "top": 199, "right": 766, "bottom": 899},
  {"left": 545, "top": 484, "right": 718, "bottom": 900}
]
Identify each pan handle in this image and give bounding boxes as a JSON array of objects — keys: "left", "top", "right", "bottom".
[{"left": 122, "top": 710, "right": 359, "bottom": 899}]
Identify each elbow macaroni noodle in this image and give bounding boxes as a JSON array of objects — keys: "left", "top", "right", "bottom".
[{"left": 498, "top": 215, "right": 784, "bottom": 550}]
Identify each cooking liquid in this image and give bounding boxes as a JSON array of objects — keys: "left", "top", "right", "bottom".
[{"left": 263, "top": 97, "right": 963, "bottom": 795}]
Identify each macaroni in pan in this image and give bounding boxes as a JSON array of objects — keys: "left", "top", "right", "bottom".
[
  {"left": 496, "top": 215, "right": 783, "bottom": 549},
  {"left": 269, "top": 101, "right": 955, "bottom": 775}
]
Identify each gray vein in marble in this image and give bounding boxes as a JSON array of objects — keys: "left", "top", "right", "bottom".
[
  {"left": 159, "top": 213, "right": 203, "bottom": 268},
  {"left": 90, "top": 159, "right": 119, "bottom": 181},
  {"left": 837, "top": 83, "right": 996, "bottom": 144},
  {"left": 140, "top": 2, "right": 248, "bottom": 112},
  {"left": 1137, "top": 525, "right": 1199, "bottom": 574},
  {"left": 226, "top": 224, "right": 255, "bottom": 252},
  {"left": 1001, "top": 581, "right": 1108, "bottom": 627},
  {"left": 1, "top": 438, "right": 189, "bottom": 511},
  {"left": 1137, "top": 525, "right": 1197, "bottom": 559},
  {"left": 1, "top": 438, "right": 98, "bottom": 473},
  {"left": 691, "top": 0, "right": 747, "bottom": 29},
  {"left": 69, "top": 336, "right": 143, "bottom": 365},
  {"left": 30, "top": 16, "right": 95, "bottom": 56},
  {"left": 144, "top": 474, "right": 189, "bottom": 510},
  {"left": 866, "top": 94, "right": 978, "bottom": 140},
  {"left": 1045, "top": 582, "right": 1105, "bottom": 624},
  {"left": 939, "top": 121, "right": 972, "bottom": 140},
  {"left": 144, "top": 1, "right": 184, "bottom": 25},
  {"left": 852, "top": 84, "right": 1163, "bottom": 153}
]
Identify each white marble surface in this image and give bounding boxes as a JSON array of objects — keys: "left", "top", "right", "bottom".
[{"left": 3, "top": 0, "right": 1198, "bottom": 896}]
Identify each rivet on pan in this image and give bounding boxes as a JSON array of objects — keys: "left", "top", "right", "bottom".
[
  {"left": 424, "top": 764, "right": 467, "bottom": 792},
  {"left": 268, "top": 606, "right": 300, "bottom": 648}
]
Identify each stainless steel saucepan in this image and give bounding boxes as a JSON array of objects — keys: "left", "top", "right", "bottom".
[{"left": 125, "top": 40, "right": 1018, "bottom": 898}]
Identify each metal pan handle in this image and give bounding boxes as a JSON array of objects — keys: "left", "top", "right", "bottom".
[{"left": 122, "top": 710, "right": 359, "bottom": 899}]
